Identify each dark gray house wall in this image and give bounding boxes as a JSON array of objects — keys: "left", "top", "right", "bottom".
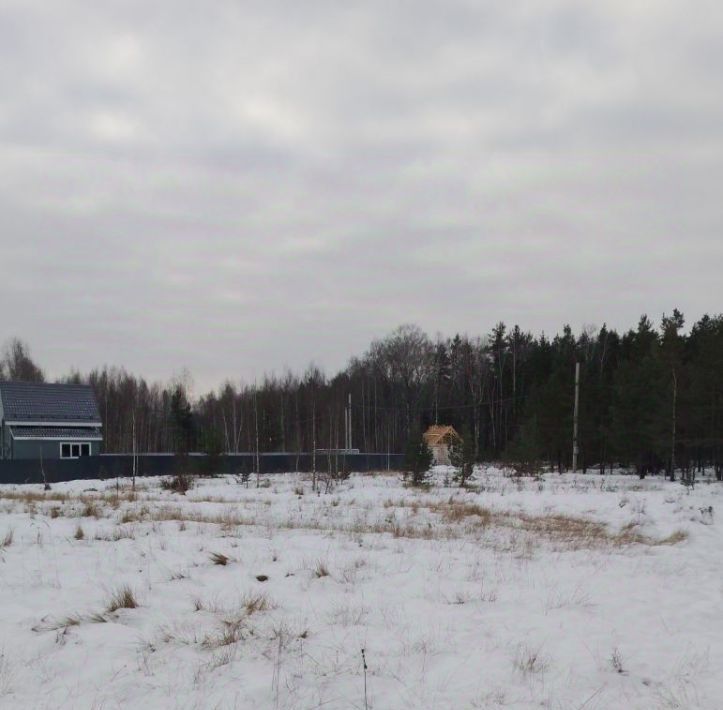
[
  {"left": 0, "top": 398, "right": 6, "bottom": 460},
  {"left": 1, "top": 424, "right": 10, "bottom": 461},
  {"left": 9, "top": 438, "right": 102, "bottom": 461}
]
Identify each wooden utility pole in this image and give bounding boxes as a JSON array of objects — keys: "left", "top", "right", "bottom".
[
  {"left": 132, "top": 410, "right": 137, "bottom": 492},
  {"left": 373, "top": 378, "right": 378, "bottom": 452},
  {"left": 328, "top": 408, "right": 334, "bottom": 485},
  {"left": 344, "top": 397, "right": 348, "bottom": 451},
  {"left": 279, "top": 392, "right": 286, "bottom": 453},
  {"left": 362, "top": 381, "right": 367, "bottom": 452},
  {"left": 670, "top": 370, "right": 677, "bottom": 481},
  {"left": 254, "top": 384, "right": 260, "bottom": 488},
  {"left": 312, "top": 398, "right": 317, "bottom": 492},
  {"left": 347, "top": 393, "right": 352, "bottom": 450},
  {"left": 386, "top": 421, "right": 390, "bottom": 471},
  {"left": 572, "top": 361, "right": 580, "bottom": 472},
  {"left": 222, "top": 410, "right": 230, "bottom": 453}
]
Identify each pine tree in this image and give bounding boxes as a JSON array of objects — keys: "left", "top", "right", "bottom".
[{"left": 660, "top": 309, "right": 685, "bottom": 480}]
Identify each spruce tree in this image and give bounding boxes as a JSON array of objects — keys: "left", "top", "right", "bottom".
[
  {"left": 450, "top": 427, "right": 475, "bottom": 487},
  {"left": 610, "top": 316, "right": 667, "bottom": 477},
  {"left": 507, "top": 414, "right": 543, "bottom": 475},
  {"left": 405, "top": 429, "right": 433, "bottom": 486}
]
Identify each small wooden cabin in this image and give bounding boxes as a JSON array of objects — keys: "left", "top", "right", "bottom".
[{"left": 422, "top": 425, "right": 462, "bottom": 465}]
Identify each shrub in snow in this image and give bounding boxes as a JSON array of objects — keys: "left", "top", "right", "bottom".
[{"left": 161, "top": 474, "right": 194, "bottom": 494}]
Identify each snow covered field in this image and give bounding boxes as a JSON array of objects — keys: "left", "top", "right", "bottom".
[{"left": 0, "top": 468, "right": 721, "bottom": 710}]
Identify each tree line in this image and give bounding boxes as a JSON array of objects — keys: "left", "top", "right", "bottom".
[{"left": 1, "top": 310, "right": 721, "bottom": 478}]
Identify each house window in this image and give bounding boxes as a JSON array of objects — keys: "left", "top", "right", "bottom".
[{"left": 60, "top": 443, "right": 91, "bottom": 459}]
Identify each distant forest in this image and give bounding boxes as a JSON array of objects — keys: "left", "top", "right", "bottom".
[{"left": 1, "top": 311, "right": 722, "bottom": 478}]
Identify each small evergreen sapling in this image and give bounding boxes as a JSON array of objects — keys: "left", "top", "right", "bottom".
[
  {"left": 449, "top": 428, "right": 475, "bottom": 487},
  {"left": 405, "top": 430, "right": 433, "bottom": 486}
]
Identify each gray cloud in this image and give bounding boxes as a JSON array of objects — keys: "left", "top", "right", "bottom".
[{"left": 1, "top": 0, "right": 722, "bottom": 390}]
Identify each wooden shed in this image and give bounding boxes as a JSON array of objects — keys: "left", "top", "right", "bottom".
[{"left": 422, "top": 425, "right": 462, "bottom": 465}]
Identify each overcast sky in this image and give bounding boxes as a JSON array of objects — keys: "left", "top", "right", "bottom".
[{"left": 1, "top": 1, "right": 721, "bottom": 392}]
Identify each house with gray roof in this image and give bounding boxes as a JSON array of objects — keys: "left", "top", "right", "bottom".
[{"left": 0, "top": 382, "right": 103, "bottom": 460}]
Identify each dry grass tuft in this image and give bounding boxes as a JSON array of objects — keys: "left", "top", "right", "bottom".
[
  {"left": 241, "top": 592, "right": 272, "bottom": 615},
  {"left": 210, "top": 552, "right": 230, "bottom": 566},
  {"left": 436, "top": 501, "right": 493, "bottom": 526},
  {"left": 0, "top": 529, "right": 13, "bottom": 549},
  {"left": 512, "top": 512, "right": 607, "bottom": 545},
  {"left": 203, "top": 618, "right": 246, "bottom": 649},
  {"left": 93, "top": 527, "right": 136, "bottom": 542},
  {"left": 199, "top": 593, "right": 274, "bottom": 649},
  {"left": 0, "top": 490, "right": 69, "bottom": 504},
  {"left": 611, "top": 523, "right": 688, "bottom": 547},
  {"left": 313, "top": 559, "right": 330, "bottom": 578},
  {"left": 106, "top": 586, "right": 138, "bottom": 613},
  {"left": 32, "top": 614, "right": 83, "bottom": 632},
  {"left": 654, "top": 529, "right": 688, "bottom": 546},
  {"left": 58, "top": 614, "right": 81, "bottom": 628},
  {"left": 513, "top": 644, "right": 549, "bottom": 676},
  {"left": 117, "top": 505, "right": 253, "bottom": 529},
  {"left": 610, "top": 647, "right": 626, "bottom": 674},
  {"left": 112, "top": 526, "right": 136, "bottom": 541},
  {"left": 493, "top": 511, "right": 689, "bottom": 550},
  {"left": 80, "top": 499, "right": 102, "bottom": 519},
  {"left": 32, "top": 611, "right": 108, "bottom": 633}
]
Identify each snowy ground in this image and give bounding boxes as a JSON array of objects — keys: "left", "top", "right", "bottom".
[{"left": 0, "top": 467, "right": 721, "bottom": 710}]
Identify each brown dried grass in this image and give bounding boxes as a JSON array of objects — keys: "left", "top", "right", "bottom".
[{"left": 106, "top": 586, "right": 138, "bottom": 613}]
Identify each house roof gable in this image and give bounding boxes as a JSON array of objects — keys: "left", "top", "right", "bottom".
[
  {"left": 423, "top": 425, "right": 461, "bottom": 446},
  {"left": 0, "top": 382, "right": 101, "bottom": 424}
]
